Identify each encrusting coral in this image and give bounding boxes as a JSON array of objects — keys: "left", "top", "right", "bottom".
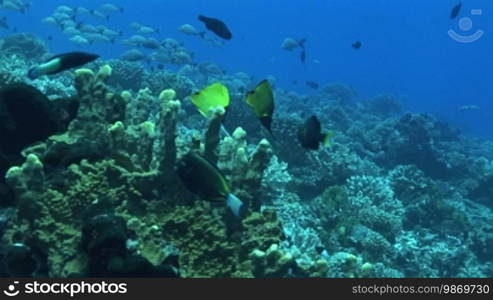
[{"left": 3, "top": 65, "right": 285, "bottom": 277}]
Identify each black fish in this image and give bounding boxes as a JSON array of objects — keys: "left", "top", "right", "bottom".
[
  {"left": 299, "top": 38, "right": 307, "bottom": 63},
  {"left": 0, "top": 17, "right": 8, "bottom": 29},
  {"left": 306, "top": 81, "right": 319, "bottom": 89},
  {"left": 0, "top": 83, "right": 78, "bottom": 206},
  {"left": 198, "top": 15, "right": 232, "bottom": 40},
  {"left": 3, "top": 243, "right": 41, "bottom": 277},
  {"left": 298, "top": 38, "right": 306, "bottom": 48},
  {"left": 27, "top": 52, "right": 99, "bottom": 80},
  {"left": 450, "top": 3, "right": 462, "bottom": 19},
  {"left": 177, "top": 151, "right": 245, "bottom": 217},
  {"left": 352, "top": 41, "right": 362, "bottom": 49},
  {"left": 297, "top": 115, "right": 332, "bottom": 150},
  {"left": 0, "top": 83, "right": 78, "bottom": 158}
]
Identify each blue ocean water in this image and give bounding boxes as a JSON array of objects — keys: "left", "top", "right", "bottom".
[{"left": 1, "top": 0, "right": 492, "bottom": 138}]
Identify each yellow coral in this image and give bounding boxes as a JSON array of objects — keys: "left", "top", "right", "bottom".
[
  {"left": 74, "top": 68, "right": 94, "bottom": 77},
  {"left": 139, "top": 121, "right": 156, "bottom": 137},
  {"left": 120, "top": 90, "right": 132, "bottom": 102},
  {"left": 361, "top": 262, "right": 373, "bottom": 276},
  {"left": 161, "top": 99, "right": 181, "bottom": 112},
  {"left": 5, "top": 166, "right": 21, "bottom": 181},
  {"left": 105, "top": 92, "right": 114, "bottom": 101},
  {"left": 108, "top": 121, "right": 124, "bottom": 133},
  {"left": 232, "top": 127, "right": 246, "bottom": 140},
  {"left": 159, "top": 89, "right": 176, "bottom": 102},
  {"left": 26, "top": 153, "right": 43, "bottom": 170},
  {"left": 258, "top": 138, "right": 271, "bottom": 148},
  {"left": 137, "top": 87, "right": 151, "bottom": 98},
  {"left": 236, "top": 147, "right": 248, "bottom": 164},
  {"left": 98, "top": 64, "right": 112, "bottom": 77}
]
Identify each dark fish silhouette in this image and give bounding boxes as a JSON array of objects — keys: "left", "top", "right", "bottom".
[
  {"left": 352, "top": 41, "right": 362, "bottom": 49},
  {"left": 298, "top": 38, "right": 306, "bottom": 48},
  {"left": 450, "top": 3, "right": 462, "bottom": 19},
  {"left": 198, "top": 15, "right": 232, "bottom": 40},
  {"left": 0, "top": 83, "right": 78, "bottom": 157},
  {"left": 306, "top": 81, "right": 319, "bottom": 89},
  {"left": 297, "top": 115, "right": 332, "bottom": 150},
  {"left": 300, "top": 49, "right": 306, "bottom": 63},
  {"left": 28, "top": 52, "right": 99, "bottom": 79},
  {"left": 299, "top": 38, "right": 307, "bottom": 63},
  {"left": 177, "top": 151, "right": 245, "bottom": 218},
  {"left": 0, "top": 17, "right": 8, "bottom": 29}
]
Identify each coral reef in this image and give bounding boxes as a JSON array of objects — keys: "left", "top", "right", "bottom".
[
  {"left": 2, "top": 63, "right": 284, "bottom": 277},
  {"left": 0, "top": 33, "right": 48, "bottom": 61},
  {"left": 0, "top": 33, "right": 492, "bottom": 278}
]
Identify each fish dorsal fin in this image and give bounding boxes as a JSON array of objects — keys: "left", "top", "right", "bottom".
[
  {"left": 191, "top": 82, "right": 230, "bottom": 117},
  {"left": 44, "top": 51, "right": 91, "bottom": 63}
]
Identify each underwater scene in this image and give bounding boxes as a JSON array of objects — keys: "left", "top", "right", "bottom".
[{"left": 0, "top": 0, "right": 492, "bottom": 278}]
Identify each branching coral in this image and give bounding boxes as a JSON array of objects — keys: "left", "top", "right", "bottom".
[{"left": 345, "top": 175, "right": 404, "bottom": 240}]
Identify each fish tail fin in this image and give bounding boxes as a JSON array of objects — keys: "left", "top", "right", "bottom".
[
  {"left": 226, "top": 194, "right": 245, "bottom": 218},
  {"left": 322, "top": 131, "right": 333, "bottom": 147},
  {"left": 298, "top": 38, "right": 306, "bottom": 48}
]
